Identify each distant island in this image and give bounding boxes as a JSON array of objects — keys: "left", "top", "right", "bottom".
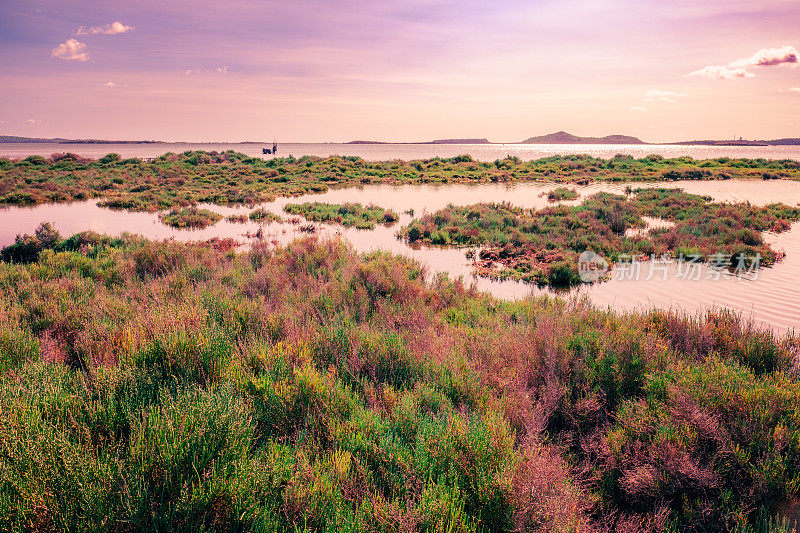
[
  {"left": 520, "top": 131, "right": 646, "bottom": 144},
  {"left": 0, "top": 135, "right": 163, "bottom": 144},
  {"left": 346, "top": 132, "right": 800, "bottom": 146}
]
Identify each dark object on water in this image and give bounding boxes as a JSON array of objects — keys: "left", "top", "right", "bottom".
[{"left": 262, "top": 140, "right": 278, "bottom": 155}]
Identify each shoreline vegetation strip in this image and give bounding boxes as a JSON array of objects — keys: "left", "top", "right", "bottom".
[{"left": 1, "top": 150, "right": 799, "bottom": 210}]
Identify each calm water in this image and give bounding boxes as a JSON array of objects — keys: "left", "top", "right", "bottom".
[
  {"left": 3, "top": 142, "right": 800, "bottom": 162},
  {"left": 1, "top": 179, "right": 799, "bottom": 334}
]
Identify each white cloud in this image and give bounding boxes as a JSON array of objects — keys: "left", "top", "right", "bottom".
[
  {"left": 780, "top": 87, "right": 800, "bottom": 93},
  {"left": 76, "top": 21, "right": 133, "bottom": 35},
  {"left": 24, "top": 119, "right": 42, "bottom": 126},
  {"left": 630, "top": 106, "right": 648, "bottom": 112},
  {"left": 730, "top": 46, "right": 798, "bottom": 68},
  {"left": 688, "top": 65, "right": 754, "bottom": 80},
  {"left": 689, "top": 45, "right": 798, "bottom": 80},
  {"left": 102, "top": 81, "right": 117, "bottom": 88},
  {"left": 643, "top": 90, "right": 687, "bottom": 103},
  {"left": 51, "top": 39, "right": 90, "bottom": 61}
]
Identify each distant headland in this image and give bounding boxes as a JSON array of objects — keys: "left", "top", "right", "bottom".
[{"left": 0, "top": 135, "right": 164, "bottom": 144}]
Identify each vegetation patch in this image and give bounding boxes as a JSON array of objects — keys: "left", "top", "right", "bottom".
[
  {"left": 159, "top": 207, "right": 223, "bottom": 229},
  {"left": 400, "top": 188, "right": 800, "bottom": 286},
  {"left": 284, "top": 202, "right": 399, "bottom": 229},
  {"left": 226, "top": 213, "right": 248, "bottom": 223},
  {"left": 545, "top": 186, "right": 579, "bottom": 201},
  {"left": 2, "top": 150, "right": 799, "bottom": 210},
  {"left": 0, "top": 230, "right": 798, "bottom": 531},
  {"left": 248, "top": 208, "right": 282, "bottom": 223}
]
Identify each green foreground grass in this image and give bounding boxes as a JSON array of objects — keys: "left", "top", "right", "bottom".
[
  {"left": 0, "top": 228, "right": 799, "bottom": 531},
  {"left": 2, "top": 150, "right": 800, "bottom": 210}
]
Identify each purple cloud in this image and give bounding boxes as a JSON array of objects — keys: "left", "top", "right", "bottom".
[
  {"left": 730, "top": 46, "right": 798, "bottom": 67},
  {"left": 690, "top": 45, "right": 798, "bottom": 79}
]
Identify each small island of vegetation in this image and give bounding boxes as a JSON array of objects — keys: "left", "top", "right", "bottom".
[
  {"left": 545, "top": 186, "right": 579, "bottom": 202},
  {"left": 400, "top": 188, "right": 800, "bottom": 286},
  {"left": 248, "top": 208, "right": 283, "bottom": 223},
  {"left": 159, "top": 207, "right": 223, "bottom": 229},
  {"left": 284, "top": 202, "right": 399, "bottom": 229}
]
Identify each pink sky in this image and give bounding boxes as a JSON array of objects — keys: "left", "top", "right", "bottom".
[{"left": 1, "top": 0, "right": 799, "bottom": 142}]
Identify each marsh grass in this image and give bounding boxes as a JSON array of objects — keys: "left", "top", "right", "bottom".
[
  {"left": 248, "top": 207, "right": 283, "bottom": 223},
  {"left": 2, "top": 151, "right": 800, "bottom": 210},
  {"left": 0, "top": 229, "right": 799, "bottom": 531},
  {"left": 159, "top": 207, "right": 223, "bottom": 229},
  {"left": 400, "top": 188, "right": 800, "bottom": 286},
  {"left": 284, "top": 202, "right": 399, "bottom": 229},
  {"left": 545, "top": 186, "right": 579, "bottom": 201}
]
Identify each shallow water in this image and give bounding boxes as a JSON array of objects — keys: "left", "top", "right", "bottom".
[{"left": 1, "top": 180, "right": 799, "bottom": 333}]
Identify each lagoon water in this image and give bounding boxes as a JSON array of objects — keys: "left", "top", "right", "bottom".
[
  {"left": 3, "top": 142, "right": 800, "bottom": 162},
  {"left": 1, "top": 174, "right": 799, "bottom": 333}
]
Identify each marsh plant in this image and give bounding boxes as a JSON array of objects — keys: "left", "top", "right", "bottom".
[
  {"left": 400, "top": 188, "right": 800, "bottom": 286},
  {"left": 0, "top": 226, "right": 798, "bottom": 531},
  {"left": 284, "top": 202, "right": 399, "bottom": 229},
  {"left": 2, "top": 151, "right": 800, "bottom": 210}
]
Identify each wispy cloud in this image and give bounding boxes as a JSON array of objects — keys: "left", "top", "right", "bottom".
[
  {"left": 51, "top": 39, "right": 90, "bottom": 62},
  {"left": 76, "top": 21, "right": 133, "bottom": 35},
  {"left": 689, "top": 65, "right": 754, "bottom": 79},
  {"left": 24, "top": 119, "right": 42, "bottom": 126},
  {"left": 184, "top": 66, "right": 229, "bottom": 75},
  {"left": 102, "top": 81, "right": 117, "bottom": 88},
  {"left": 629, "top": 106, "right": 648, "bottom": 112},
  {"left": 780, "top": 87, "right": 800, "bottom": 93},
  {"left": 643, "top": 90, "right": 687, "bottom": 103},
  {"left": 690, "top": 45, "right": 798, "bottom": 79}
]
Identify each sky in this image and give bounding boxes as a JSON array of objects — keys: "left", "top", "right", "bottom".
[{"left": 0, "top": 0, "right": 799, "bottom": 142}]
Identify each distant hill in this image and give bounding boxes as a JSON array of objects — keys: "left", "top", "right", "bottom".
[
  {"left": 521, "top": 131, "right": 647, "bottom": 144},
  {"left": 0, "top": 135, "right": 163, "bottom": 144}
]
